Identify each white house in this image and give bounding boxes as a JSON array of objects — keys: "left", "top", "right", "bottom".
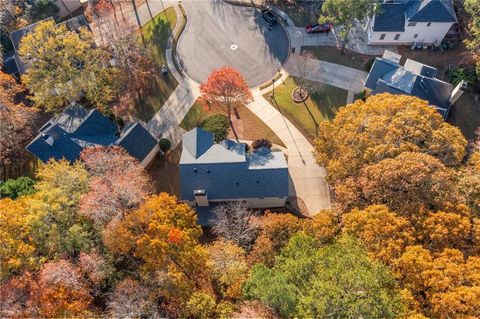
[{"left": 366, "top": 0, "right": 457, "bottom": 46}]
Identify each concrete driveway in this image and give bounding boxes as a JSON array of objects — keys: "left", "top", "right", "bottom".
[{"left": 177, "top": 0, "right": 289, "bottom": 87}]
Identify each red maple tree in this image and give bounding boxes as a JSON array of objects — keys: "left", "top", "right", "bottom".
[{"left": 200, "top": 67, "right": 252, "bottom": 138}]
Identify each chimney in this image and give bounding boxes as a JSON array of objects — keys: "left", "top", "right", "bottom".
[{"left": 449, "top": 80, "right": 467, "bottom": 105}]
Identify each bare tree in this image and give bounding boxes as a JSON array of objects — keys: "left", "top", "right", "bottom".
[{"left": 211, "top": 201, "right": 259, "bottom": 250}]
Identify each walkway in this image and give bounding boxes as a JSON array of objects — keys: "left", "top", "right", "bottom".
[
  {"left": 247, "top": 90, "right": 331, "bottom": 216},
  {"left": 147, "top": 78, "right": 200, "bottom": 148},
  {"left": 283, "top": 54, "right": 368, "bottom": 92}
]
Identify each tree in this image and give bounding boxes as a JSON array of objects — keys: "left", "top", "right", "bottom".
[
  {"left": 302, "top": 210, "right": 339, "bottom": 243},
  {"left": 319, "top": 0, "right": 379, "bottom": 52},
  {"left": 107, "top": 278, "right": 159, "bottom": 318},
  {"left": 100, "top": 18, "right": 155, "bottom": 93},
  {"left": 211, "top": 201, "right": 259, "bottom": 250},
  {"left": 0, "top": 176, "right": 36, "bottom": 199},
  {"left": 79, "top": 146, "right": 154, "bottom": 225},
  {"left": 464, "top": 0, "right": 480, "bottom": 77},
  {"left": 206, "top": 240, "right": 249, "bottom": 300},
  {"left": 29, "top": 0, "right": 59, "bottom": 21},
  {"left": 342, "top": 205, "right": 413, "bottom": 264},
  {"left": 26, "top": 160, "right": 96, "bottom": 259},
  {"left": 32, "top": 259, "right": 93, "bottom": 317},
  {"left": 231, "top": 300, "right": 279, "bottom": 319},
  {"left": 313, "top": 94, "right": 467, "bottom": 183},
  {"left": 420, "top": 210, "right": 471, "bottom": 251},
  {"left": 456, "top": 152, "right": 480, "bottom": 216},
  {"left": 104, "top": 193, "right": 207, "bottom": 301},
  {"left": 248, "top": 212, "right": 304, "bottom": 266},
  {"left": 0, "top": 72, "right": 40, "bottom": 175},
  {"left": 0, "top": 198, "right": 37, "bottom": 280},
  {"left": 0, "top": 271, "right": 37, "bottom": 318},
  {"left": 200, "top": 67, "right": 253, "bottom": 140},
  {"left": 244, "top": 234, "right": 404, "bottom": 318},
  {"left": 201, "top": 114, "right": 230, "bottom": 142},
  {"left": 357, "top": 152, "right": 457, "bottom": 215},
  {"left": 19, "top": 20, "right": 119, "bottom": 112},
  {"left": 184, "top": 291, "right": 217, "bottom": 319}
]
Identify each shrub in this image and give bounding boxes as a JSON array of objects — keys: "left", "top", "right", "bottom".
[
  {"left": 0, "top": 176, "right": 36, "bottom": 199},
  {"left": 450, "top": 68, "right": 477, "bottom": 87},
  {"left": 159, "top": 138, "right": 172, "bottom": 152},
  {"left": 252, "top": 138, "right": 272, "bottom": 150},
  {"left": 201, "top": 114, "right": 229, "bottom": 142},
  {"left": 29, "top": 0, "right": 60, "bottom": 21}
]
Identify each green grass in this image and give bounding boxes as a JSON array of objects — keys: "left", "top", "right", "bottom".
[
  {"left": 179, "top": 99, "right": 285, "bottom": 147},
  {"left": 264, "top": 77, "right": 348, "bottom": 142},
  {"left": 303, "top": 46, "right": 374, "bottom": 70},
  {"left": 134, "top": 7, "right": 178, "bottom": 122}
]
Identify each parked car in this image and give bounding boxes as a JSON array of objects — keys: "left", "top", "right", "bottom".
[
  {"left": 261, "top": 8, "right": 277, "bottom": 26},
  {"left": 306, "top": 23, "right": 332, "bottom": 34}
]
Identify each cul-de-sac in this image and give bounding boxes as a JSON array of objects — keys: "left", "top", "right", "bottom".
[{"left": 1, "top": 0, "right": 480, "bottom": 318}]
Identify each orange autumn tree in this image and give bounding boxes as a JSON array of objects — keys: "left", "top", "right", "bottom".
[
  {"left": 200, "top": 66, "right": 252, "bottom": 139},
  {"left": 104, "top": 193, "right": 208, "bottom": 303},
  {"left": 31, "top": 259, "right": 93, "bottom": 317},
  {"left": 342, "top": 205, "right": 414, "bottom": 264}
]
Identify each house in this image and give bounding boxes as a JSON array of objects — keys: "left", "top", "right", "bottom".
[
  {"left": 8, "top": 15, "right": 89, "bottom": 76},
  {"left": 179, "top": 128, "right": 289, "bottom": 209},
  {"left": 367, "top": 0, "right": 457, "bottom": 45},
  {"left": 26, "top": 102, "right": 159, "bottom": 166},
  {"left": 364, "top": 50, "right": 465, "bottom": 118}
]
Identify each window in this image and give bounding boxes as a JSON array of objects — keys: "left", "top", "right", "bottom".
[
  {"left": 380, "top": 33, "right": 386, "bottom": 40},
  {"left": 427, "top": 22, "right": 431, "bottom": 26},
  {"left": 394, "top": 34, "right": 401, "bottom": 40},
  {"left": 408, "top": 22, "right": 417, "bottom": 27},
  {"left": 414, "top": 34, "right": 418, "bottom": 38}
]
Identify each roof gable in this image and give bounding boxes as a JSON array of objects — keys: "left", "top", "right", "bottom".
[
  {"left": 183, "top": 128, "right": 215, "bottom": 159},
  {"left": 407, "top": 0, "right": 456, "bottom": 23}
]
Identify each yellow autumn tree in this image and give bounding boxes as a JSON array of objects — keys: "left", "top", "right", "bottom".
[
  {"left": 420, "top": 209, "right": 471, "bottom": 250},
  {"left": 104, "top": 193, "right": 207, "bottom": 302},
  {"left": 313, "top": 93, "right": 467, "bottom": 183},
  {"left": 302, "top": 209, "right": 339, "bottom": 244},
  {"left": 206, "top": 240, "right": 249, "bottom": 300},
  {"left": 18, "top": 20, "right": 118, "bottom": 112},
  {"left": 26, "top": 159, "right": 94, "bottom": 259},
  {"left": 0, "top": 198, "right": 37, "bottom": 280},
  {"left": 342, "top": 205, "right": 414, "bottom": 264}
]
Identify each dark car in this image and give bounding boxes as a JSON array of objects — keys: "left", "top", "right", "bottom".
[
  {"left": 261, "top": 8, "right": 277, "bottom": 26},
  {"left": 306, "top": 23, "right": 332, "bottom": 34}
]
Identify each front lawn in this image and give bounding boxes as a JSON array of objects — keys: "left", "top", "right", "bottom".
[
  {"left": 264, "top": 77, "right": 348, "bottom": 142},
  {"left": 179, "top": 99, "right": 285, "bottom": 147},
  {"left": 134, "top": 7, "right": 178, "bottom": 121},
  {"left": 302, "top": 46, "right": 374, "bottom": 71}
]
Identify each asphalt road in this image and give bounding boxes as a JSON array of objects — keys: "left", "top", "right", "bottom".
[{"left": 177, "top": 0, "right": 289, "bottom": 87}]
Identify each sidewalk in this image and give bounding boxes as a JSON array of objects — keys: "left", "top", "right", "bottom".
[
  {"left": 283, "top": 54, "right": 368, "bottom": 92},
  {"left": 147, "top": 78, "right": 200, "bottom": 148},
  {"left": 247, "top": 90, "right": 331, "bottom": 216}
]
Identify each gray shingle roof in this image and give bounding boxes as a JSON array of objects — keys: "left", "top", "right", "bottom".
[
  {"left": 373, "top": 0, "right": 457, "bottom": 32},
  {"left": 26, "top": 103, "right": 158, "bottom": 163},
  {"left": 366, "top": 56, "right": 454, "bottom": 118},
  {"left": 179, "top": 128, "right": 289, "bottom": 201}
]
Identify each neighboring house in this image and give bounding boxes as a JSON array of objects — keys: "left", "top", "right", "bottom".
[
  {"left": 179, "top": 128, "right": 289, "bottom": 209},
  {"left": 367, "top": 0, "right": 457, "bottom": 45},
  {"left": 26, "top": 102, "right": 159, "bottom": 167},
  {"left": 8, "top": 15, "right": 89, "bottom": 75},
  {"left": 365, "top": 50, "right": 465, "bottom": 118}
]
